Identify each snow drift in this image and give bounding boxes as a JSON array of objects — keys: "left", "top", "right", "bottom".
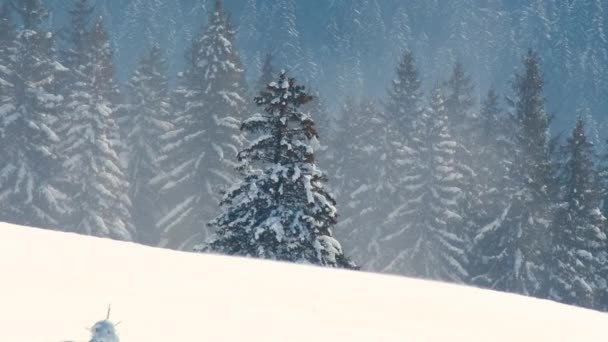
[{"left": 0, "top": 222, "right": 606, "bottom": 342}]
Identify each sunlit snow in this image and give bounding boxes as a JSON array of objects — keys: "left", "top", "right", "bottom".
[{"left": 0, "top": 222, "right": 606, "bottom": 342}]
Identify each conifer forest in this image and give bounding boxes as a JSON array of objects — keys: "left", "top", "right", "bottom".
[{"left": 2, "top": 0, "right": 608, "bottom": 312}]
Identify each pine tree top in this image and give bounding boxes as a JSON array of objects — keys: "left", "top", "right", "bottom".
[
  {"left": 386, "top": 50, "right": 423, "bottom": 127},
  {"left": 205, "top": 71, "right": 356, "bottom": 269},
  {"left": 514, "top": 50, "right": 547, "bottom": 120},
  {"left": 444, "top": 61, "right": 475, "bottom": 116},
  {"left": 562, "top": 118, "right": 601, "bottom": 210}
]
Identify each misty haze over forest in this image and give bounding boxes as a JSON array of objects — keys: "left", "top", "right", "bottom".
[
  {"left": 41, "top": 0, "right": 608, "bottom": 132},
  {"left": 2, "top": 0, "right": 608, "bottom": 316}
]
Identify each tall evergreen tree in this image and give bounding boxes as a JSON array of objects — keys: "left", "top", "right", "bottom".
[
  {"left": 379, "top": 50, "right": 425, "bottom": 247},
  {"left": 61, "top": 17, "right": 133, "bottom": 240},
  {"left": 332, "top": 99, "right": 387, "bottom": 270},
  {"left": 469, "top": 88, "right": 518, "bottom": 284},
  {"left": 380, "top": 87, "right": 468, "bottom": 282},
  {"left": 473, "top": 50, "right": 552, "bottom": 297},
  {"left": 444, "top": 62, "right": 476, "bottom": 136},
  {"left": 386, "top": 50, "right": 424, "bottom": 134},
  {"left": 124, "top": 46, "right": 173, "bottom": 245},
  {"left": 443, "top": 62, "right": 479, "bottom": 250},
  {"left": 154, "top": 0, "right": 247, "bottom": 249},
  {"left": 202, "top": 71, "right": 356, "bottom": 269},
  {"left": 0, "top": 0, "right": 69, "bottom": 228},
  {"left": 550, "top": 118, "right": 607, "bottom": 309}
]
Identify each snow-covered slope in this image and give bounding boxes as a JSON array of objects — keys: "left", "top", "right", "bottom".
[{"left": 1, "top": 223, "right": 606, "bottom": 342}]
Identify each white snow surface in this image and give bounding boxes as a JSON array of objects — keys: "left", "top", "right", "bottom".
[{"left": 1, "top": 222, "right": 607, "bottom": 342}]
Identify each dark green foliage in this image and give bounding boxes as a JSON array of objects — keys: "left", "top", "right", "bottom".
[
  {"left": 203, "top": 71, "right": 356, "bottom": 269},
  {"left": 550, "top": 118, "right": 607, "bottom": 309}
]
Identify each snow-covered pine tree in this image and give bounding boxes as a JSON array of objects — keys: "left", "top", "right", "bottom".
[
  {"left": 61, "top": 17, "right": 133, "bottom": 240},
  {"left": 316, "top": 97, "right": 353, "bottom": 212},
  {"left": 0, "top": 0, "right": 69, "bottom": 228},
  {"left": 386, "top": 50, "right": 424, "bottom": 136},
  {"left": 332, "top": 99, "right": 387, "bottom": 270},
  {"left": 202, "top": 71, "right": 356, "bottom": 269},
  {"left": 323, "top": 98, "right": 356, "bottom": 199},
  {"left": 154, "top": 0, "right": 247, "bottom": 249},
  {"left": 378, "top": 50, "right": 425, "bottom": 260},
  {"left": 469, "top": 88, "right": 518, "bottom": 285},
  {"left": 444, "top": 62, "right": 477, "bottom": 139},
  {"left": 473, "top": 50, "right": 553, "bottom": 298},
  {"left": 380, "top": 87, "right": 467, "bottom": 282},
  {"left": 443, "top": 62, "right": 479, "bottom": 252},
  {"left": 124, "top": 46, "right": 173, "bottom": 245},
  {"left": 549, "top": 118, "right": 607, "bottom": 309}
]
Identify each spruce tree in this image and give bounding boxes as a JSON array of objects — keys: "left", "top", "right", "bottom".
[
  {"left": 443, "top": 62, "right": 479, "bottom": 252},
  {"left": 386, "top": 50, "right": 423, "bottom": 134},
  {"left": 469, "top": 89, "right": 518, "bottom": 284},
  {"left": 549, "top": 118, "right": 607, "bottom": 309},
  {"left": 0, "top": 0, "right": 69, "bottom": 228},
  {"left": 378, "top": 50, "right": 425, "bottom": 269},
  {"left": 473, "top": 50, "right": 552, "bottom": 297},
  {"left": 202, "top": 71, "right": 356, "bottom": 269},
  {"left": 382, "top": 49, "right": 424, "bottom": 193},
  {"left": 380, "top": 87, "right": 468, "bottom": 282},
  {"left": 124, "top": 46, "right": 173, "bottom": 245},
  {"left": 444, "top": 62, "right": 476, "bottom": 138},
  {"left": 332, "top": 99, "right": 387, "bottom": 270},
  {"left": 61, "top": 18, "right": 133, "bottom": 240},
  {"left": 154, "top": 0, "right": 247, "bottom": 249}
]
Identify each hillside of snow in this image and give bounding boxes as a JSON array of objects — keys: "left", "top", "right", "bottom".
[{"left": 1, "top": 223, "right": 607, "bottom": 342}]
